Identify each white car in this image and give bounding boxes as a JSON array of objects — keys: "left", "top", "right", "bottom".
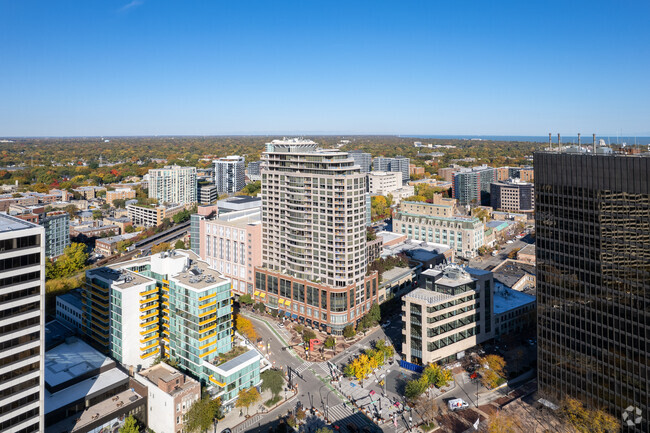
[
  {"left": 277, "top": 322, "right": 284, "bottom": 328},
  {"left": 506, "top": 240, "right": 514, "bottom": 244}
]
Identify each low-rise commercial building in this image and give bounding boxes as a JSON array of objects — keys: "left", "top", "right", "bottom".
[
  {"left": 400, "top": 195, "right": 456, "bottom": 218},
  {"left": 402, "top": 265, "right": 494, "bottom": 365},
  {"left": 56, "top": 289, "right": 84, "bottom": 332},
  {"left": 134, "top": 363, "right": 201, "bottom": 433},
  {"left": 198, "top": 183, "right": 219, "bottom": 204},
  {"left": 492, "top": 259, "right": 536, "bottom": 293},
  {"left": 216, "top": 195, "right": 262, "bottom": 214},
  {"left": 103, "top": 216, "right": 133, "bottom": 234},
  {"left": 94, "top": 232, "right": 139, "bottom": 256},
  {"left": 368, "top": 171, "right": 402, "bottom": 194},
  {"left": 409, "top": 165, "right": 425, "bottom": 177},
  {"left": 493, "top": 284, "right": 536, "bottom": 340},
  {"left": 393, "top": 210, "right": 484, "bottom": 258}
]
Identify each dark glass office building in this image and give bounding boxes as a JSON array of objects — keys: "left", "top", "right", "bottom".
[{"left": 535, "top": 151, "right": 650, "bottom": 432}]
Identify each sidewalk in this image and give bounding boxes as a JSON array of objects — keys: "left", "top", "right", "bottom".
[{"left": 215, "top": 387, "right": 298, "bottom": 432}]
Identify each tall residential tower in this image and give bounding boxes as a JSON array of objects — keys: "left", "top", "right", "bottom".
[
  {"left": 148, "top": 165, "right": 197, "bottom": 205},
  {"left": 255, "top": 138, "right": 379, "bottom": 334},
  {"left": 214, "top": 156, "right": 246, "bottom": 194}
]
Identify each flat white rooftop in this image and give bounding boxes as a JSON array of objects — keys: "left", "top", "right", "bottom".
[
  {"left": 493, "top": 283, "right": 536, "bottom": 315},
  {"left": 45, "top": 338, "right": 113, "bottom": 388},
  {"left": 0, "top": 213, "right": 37, "bottom": 233}
]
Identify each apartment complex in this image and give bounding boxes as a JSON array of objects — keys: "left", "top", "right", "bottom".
[
  {"left": 214, "top": 156, "right": 245, "bottom": 194},
  {"left": 409, "top": 164, "right": 425, "bottom": 176},
  {"left": 393, "top": 207, "right": 484, "bottom": 258},
  {"left": 127, "top": 203, "right": 185, "bottom": 227},
  {"left": 348, "top": 150, "right": 372, "bottom": 173},
  {"left": 368, "top": 171, "right": 402, "bottom": 194},
  {"left": 246, "top": 161, "right": 262, "bottom": 181},
  {"left": 194, "top": 204, "right": 262, "bottom": 296},
  {"left": 0, "top": 214, "right": 46, "bottom": 433},
  {"left": 148, "top": 165, "right": 197, "bottom": 205},
  {"left": 400, "top": 194, "right": 456, "bottom": 218},
  {"left": 402, "top": 265, "right": 494, "bottom": 365},
  {"left": 490, "top": 179, "right": 535, "bottom": 213},
  {"left": 82, "top": 250, "right": 262, "bottom": 406},
  {"left": 106, "top": 188, "right": 136, "bottom": 206},
  {"left": 535, "top": 150, "right": 650, "bottom": 432},
  {"left": 255, "top": 138, "right": 379, "bottom": 334},
  {"left": 452, "top": 165, "right": 496, "bottom": 205},
  {"left": 40, "top": 211, "right": 71, "bottom": 258},
  {"left": 373, "top": 156, "right": 410, "bottom": 181}
]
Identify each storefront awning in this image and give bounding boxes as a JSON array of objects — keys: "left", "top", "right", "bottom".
[
  {"left": 291, "top": 314, "right": 298, "bottom": 319},
  {"left": 254, "top": 291, "right": 259, "bottom": 296},
  {"left": 260, "top": 293, "right": 266, "bottom": 298},
  {"left": 284, "top": 301, "right": 291, "bottom": 307},
  {"left": 278, "top": 299, "right": 284, "bottom": 305},
  {"left": 285, "top": 311, "right": 291, "bottom": 317}
]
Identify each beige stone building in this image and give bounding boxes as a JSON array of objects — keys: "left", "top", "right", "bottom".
[{"left": 402, "top": 264, "right": 494, "bottom": 365}]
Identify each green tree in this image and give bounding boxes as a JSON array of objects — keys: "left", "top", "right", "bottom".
[
  {"left": 92, "top": 209, "right": 103, "bottom": 220},
  {"left": 302, "top": 329, "right": 316, "bottom": 344},
  {"left": 151, "top": 242, "right": 171, "bottom": 254},
  {"left": 119, "top": 415, "right": 139, "bottom": 433},
  {"left": 368, "top": 302, "right": 381, "bottom": 324},
  {"left": 174, "top": 239, "right": 186, "bottom": 250},
  {"left": 124, "top": 224, "right": 135, "bottom": 233},
  {"left": 64, "top": 204, "right": 78, "bottom": 218},
  {"left": 239, "top": 294, "right": 254, "bottom": 305},
  {"left": 185, "top": 395, "right": 220, "bottom": 433},
  {"left": 261, "top": 369, "right": 285, "bottom": 398},
  {"left": 405, "top": 376, "right": 429, "bottom": 400},
  {"left": 343, "top": 325, "right": 356, "bottom": 339},
  {"left": 315, "top": 428, "right": 334, "bottom": 433},
  {"left": 324, "top": 336, "right": 336, "bottom": 349},
  {"left": 56, "top": 243, "right": 89, "bottom": 278},
  {"left": 113, "top": 198, "right": 126, "bottom": 209}
]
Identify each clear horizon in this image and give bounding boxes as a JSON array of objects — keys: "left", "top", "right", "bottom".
[{"left": 2, "top": 1, "right": 649, "bottom": 137}]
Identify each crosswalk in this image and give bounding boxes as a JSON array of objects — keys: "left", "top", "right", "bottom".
[
  {"left": 295, "top": 362, "right": 313, "bottom": 375},
  {"left": 294, "top": 361, "right": 332, "bottom": 378},
  {"left": 233, "top": 414, "right": 262, "bottom": 433},
  {"left": 326, "top": 403, "right": 380, "bottom": 433}
]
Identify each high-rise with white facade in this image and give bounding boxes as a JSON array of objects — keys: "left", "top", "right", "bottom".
[
  {"left": 214, "top": 156, "right": 245, "bottom": 194},
  {"left": 255, "top": 138, "right": 379, "bottom": 334},
  {"left": 148, "top": 165, "right": 197, "bottom": 205},
  {"left": 0, "top": 214, "right": 45, "bottom": 433}
]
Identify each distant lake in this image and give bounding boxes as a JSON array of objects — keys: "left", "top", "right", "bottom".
[{"left": 401, "top": 135, "right": 650, "bottom": 146}]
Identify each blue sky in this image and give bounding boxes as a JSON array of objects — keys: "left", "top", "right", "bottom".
[{"left": 1, "top": 1, "right": 649, "bottom": 136}]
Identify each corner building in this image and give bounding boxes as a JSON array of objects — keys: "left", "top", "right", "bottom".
[
  {"left": 535, "top": 151, "right": 650, "bottom": 432},
  {"left": 255, "top": 139, "right": 379, "bottom": 334}
]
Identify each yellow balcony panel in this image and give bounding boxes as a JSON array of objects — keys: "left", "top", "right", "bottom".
[
  {"left": 90, "top": 303, "right": 108, "bottom": 314},
  {"left": 162, "top": 279, "right": 170, "bottom": 285},
  {"left": 199, "top": 293, "right": 216, "bottom": 302},
  {"left": 162, "top": 301, "right": 170, "bottom": 307},
  {"left": 161, "top": 286, "right": 169, "bottom": 292},
  {"left": 140, "top": 295, "right": 159, "bottom": 304},
  {"left": 140, "top": 317, "right": 159, "bottom": 327},
  {"left": 90, "top": 334, "right": 109, "bottom": 346},
  {"left": 209, "top": 375, "right": 226, "bottom": 387},
  {"left": 199, "top": 308, "right": 217, "bottom": 318},
  {"left": 140, "top": 347, "right": 159, "bottom": 359},
  {"left": 91, "top": 312, "right": 108, "bottom": 322},
  {"left": 90, "top": 291, "right": 109, "bottom": 301},
  {"left": 199, "top": 316, "right": 216, "bottom": 326},
  {"left": 198, "top": 340, "right": 215, "bottom": 350},
  {"left": 199, "top": 324, "right": 217, "bottom": 334},
  {"left": 162, "top": 308, "right": 170, "bottom": 314},
  {"left": 91, "top": 321, "right": 110, "bottom": 332},
  {"left": 140, "top": 288, "right": 158, "bottom": 296},
  {"left": 140, "top": 333, "right": 159, "bottom": 344},
  {"left": 139, "top": 304, "right": 158, "bottom": 313},
  {"left": 90, "top": 298, "right": 109, "bottom": 308},
  {"left": 162, "top": 293, "right": 169, "bottom": 299},
  {"left": 199, "top": 331, "right": 217, "bottom": 342},
  {"left": 162, "top": 322, "right": 169, "bottom": 329},
  {"left": 140, "top": 327, "right": 158, "bottom": 335},
  {"left": 140, "top": 311, "right": 158, "bottom": 321},
  {"left": 163, "top": 337, "right": 170, "bottom": 343},
  {"left": 91, "top": 326, "right": 109, "bottom": 337},
  {"left": 141, "top": 341, "right": 159, "bottom": 351},
  {"left": 199, "top": 347, "right": 217, "bottom": 358},
  {"left": 90, "top": 283, "right": 109, "bottom": 292},
  {"left": 198, "top": 300, "right": 217, "bottom": 310}
]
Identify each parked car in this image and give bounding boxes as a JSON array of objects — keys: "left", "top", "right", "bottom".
[
  {"left": 277, "top": 322, "right": 284, "bottom": 328},
  {"left": 506, "top": 240, "right": 514, "bottom": 244}
]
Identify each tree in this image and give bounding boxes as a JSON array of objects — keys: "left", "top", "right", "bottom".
[
  {"left": 92, "top": 209, "right": 103, "bottom": 220},
  {"left": 55, "top": 243, "right": 89, "bottom": 278},
  {"left": 119, "top": 415, "right": 139, "bottom": 433},
  {"left": 405, "top": 376, "right": 429, "bottom": 400},
  {"left": 235, "top": 315, "right": 257, "bottom": 341},
  {"left": 239, "top": 294, "right": 254, "bottom": 305},
  {"left": 185, "top": 395, "right": 220, "bottom": 433},
  {"left": 124, "top": 224, "right": 135, "bottom": 233},
  {"left": 174, "top": 239, "right": 186, "bottom": 250},
  {"left": 151, "top": 242, "right": 171, "bottom": 254},
  {"left": 368, "top": 302, "right": 381, "bottom": 324},
  {"left": 113, "top": 198, "right": 126, "bottom": 209},
  {"left": 239, "top": 180, "right": 261, "bottom": 196},
  {"left": 315, "top": 428, "right": 334, "bottom": 433},
  {"left": 64, "top": 204, "right": 78, "bottom": 218},
  {"left": 415, "top": 395, "right": 440, "bottom": 426},
  {"left": 561, "top": 397, "right": 620, "bottom": 433},
  {"left": 507, "top": 248, "right": 520, "bottom": 259},
  {"left": 343, "top": 325, "right": 356, "bottom": 339},
  {"left": 254, "top": 302, "right": 265, "bottom": 314},
  {"left": 302, "top": 329, "right": 316, "bottom": 344},
  {"left": 324, "top": 336, "right": 335, "bottom": 349},
  {"left": 261, "top": 369, "right": 285, "bottom": 398},
  {"left": 235, "top": 387, "right": 261, "bottom": 415},
  {"left": 487, "top": 413, "right": 518, "bottom": 433}
]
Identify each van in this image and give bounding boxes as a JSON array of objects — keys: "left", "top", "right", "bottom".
[
  {"left": 448, "top": 398, "right": 469, "bottom": 411},
  {"left": 491, "top": 251, "right": 498, "bottom": 257}
]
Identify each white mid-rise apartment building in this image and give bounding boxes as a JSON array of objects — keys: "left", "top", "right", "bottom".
[
  {"left": 368, "top": 171, "right": 402, "bottom": 194},
  {"left": 0, "top": 214, "right": 45, "bottom": 433},
  {"left": 148, "top": 165, "right": 197, "bottom": 205},
  {"left": 214, "top": 156, "right": 245, "bottom": 194}
]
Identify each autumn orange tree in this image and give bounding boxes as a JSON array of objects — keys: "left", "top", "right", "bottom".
[
  {"left": 561, "top": 397, "right": 620, "bottom": 433},
  {"left": 479, "top": 354, "right": 507, "bottom": 389}
]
